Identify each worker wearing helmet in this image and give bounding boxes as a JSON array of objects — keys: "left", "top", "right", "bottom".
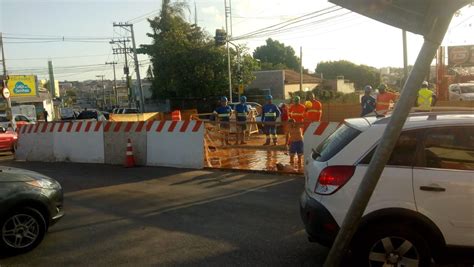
[
  {"left": 262, "top": 95, "right": 281, "bottom": 146},
  {"left": 361, "top": 85, "right": 376, "bottom": 116},
  {"left": 304, "top": 92, "right": 323, "bottom": 122},
  {"left": 416, "top": 81, "right": 436, "bottom": 112},
  {"left": 213, "top": 96, "right": 233, "bottom": 146},
  {"left": 375, "top": 84, "right": 398, "bottom": 114},
  {"left": 235, "top": 95, "right": 250, "bottom": 145},
  {"left": 288, "top": 96, "right": 306, "bottom": 123}
]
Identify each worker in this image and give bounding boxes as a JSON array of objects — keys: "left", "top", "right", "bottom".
[
  {"left": 416, "top": 81, "right": 435, "bottom": 112},
  {"left": 304, "top": 92, "right": 323, "bottom": 122},
  {"left": 262, "top": 95, "right": 281, "bottom": 146},
  {"left": 375, "top": 84, "right": 398, "bottom": 114},
  {"left": 279, "top": 102, "right": 289, "bottom": 135},
  {"left": 234, "top": 95, "right": 250, "bottom": 145},
  {"left": 285, "top": 118, "right": 304, "bottom": 169},
  {"left": 213, "top": 96, "right": 233, "bottom": 146},
  {"left": 289, "top": 96, "right": 306, "bottom": 124},
  {"left": 361, "top": 85, "right": 376, "bottom": 116}
]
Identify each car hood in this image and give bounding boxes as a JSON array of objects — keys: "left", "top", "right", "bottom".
[{"left": 0, "top": 166, "right": 54, "bottom": 182}]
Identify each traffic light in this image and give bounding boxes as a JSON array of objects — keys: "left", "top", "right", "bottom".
[
  {"left": 215, "top": 29, "right": 227, "bottom": 46},
  {"left": 236, "top": 72, "right": 243, "bottom": 84}
]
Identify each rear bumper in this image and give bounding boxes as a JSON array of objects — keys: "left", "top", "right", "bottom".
[{"left": 300, "top": 191, "right": 339, "bottom": 247}]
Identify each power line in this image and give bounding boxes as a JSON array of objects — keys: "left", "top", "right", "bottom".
[{"left": 7, "top": 54, "right": 111, "bottom": 61}]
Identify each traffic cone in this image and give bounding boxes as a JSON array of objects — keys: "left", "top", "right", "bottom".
[{"left": 124, "top": 138, "right": 136, "bottom": 168}]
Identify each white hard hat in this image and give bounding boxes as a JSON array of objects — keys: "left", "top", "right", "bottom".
[{"left": 422, "top": 81, "right": 429, "bottom": 87}]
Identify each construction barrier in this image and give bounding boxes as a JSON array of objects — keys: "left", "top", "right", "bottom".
[
  {"left": 147, "top": 121, "right": 204, "bottom": 169},
  {"left": 109, "top": 112, "right": 161, "bottom": 122},
  {"left": 16, "top": 123, "right": 55, "bottom": 162},
  {"left": 103, "top": 122, "right": 148, "bottom": 166}
]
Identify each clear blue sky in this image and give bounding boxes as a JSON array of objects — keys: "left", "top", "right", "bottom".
[{"left": 1, "top": 0, "right": 473, "bottom": 82}]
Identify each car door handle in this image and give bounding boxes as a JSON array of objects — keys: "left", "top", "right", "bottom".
[{"left": 420, "top": 186, "right": 446, "bottom": 192}]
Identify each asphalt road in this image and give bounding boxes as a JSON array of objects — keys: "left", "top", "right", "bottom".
[{"left": 0, "top": 160, "right": 328, "bottom": 266}]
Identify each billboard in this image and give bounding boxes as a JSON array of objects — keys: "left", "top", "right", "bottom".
[
  {"left": 448, "top": 45, "right": 474, "bottom": 67},
  {"left": 7, "top": 75, "right": 38, "bottom": 97}
]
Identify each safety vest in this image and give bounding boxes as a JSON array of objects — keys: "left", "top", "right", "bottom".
[
  {"left": 376, "top": 92, "right": 397, "bottom": 114},
  {"left": 305, "top": 100, "right": 322, "bottom": 122},
  {"left": 417, "top": 88, "right": 433, "bottom": 111},
  {"left": 289, "top": 104, "right": 306, "bottom": 123}
]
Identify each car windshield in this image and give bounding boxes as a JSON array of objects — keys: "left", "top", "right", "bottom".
[
  {"left": 314, "top": 124, "right": 361, "bottom": 162},
  {"left": 460, "top": 85, "right": 474, "bottom": 94},
  {"left": 0, "top": 117, "right": 9, "bottom": 122},
  {"left": 77, "top": 111, "right": 97, "bottom": 119},
  {"left": 123, "top": 109, "right": 139, "bottom": 114}
]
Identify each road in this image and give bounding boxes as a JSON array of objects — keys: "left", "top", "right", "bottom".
[{"left": 0, "top": 160, "right": 327, "bottom": 266}]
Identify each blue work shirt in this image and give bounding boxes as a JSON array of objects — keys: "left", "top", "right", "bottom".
[
  {"left": 262, "top": 104, "right": 281, "bottom": 122},
  {"left": 235, "top": 103, "right": 250, "bottom": 121},
  {"left": 361, "top": 95, "right": 376, "bottom": 116},
  {"left": 214, "top": 105, "right": 232, "bottom": 122}
]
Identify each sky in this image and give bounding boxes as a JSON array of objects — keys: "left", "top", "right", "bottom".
[{"left": 1, "top": 0, "right": 473, "bottom": 82}]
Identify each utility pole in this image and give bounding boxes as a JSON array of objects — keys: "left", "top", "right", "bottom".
[
  {"left": 111, "top": 38, "right": 132, "bottom": 108},
  {"left": 106, "top": 62, "right": 118, "bottom": 106},
  {"left": 402, "top": 30, "right": 408, "bottom": 90},
  {"left": 113, "top": 23, "right": 145, "bottom": 113},
  {"left": 96, "top": 75, "right": 105, "bottom": 108},
  {"left": 224, "top": 0, "right": 233, "bottom": 102},
  {"left": 194, "top": 1, "right": 198, "bottom": 26},
  {"left": 48, "top": 60, "right": 56, "bottom": 98},
  {"left": 0, "top": 32, "right": 12, "bottom": 120},
  {"left": 300, "top": 46, "right": 303, "bottom": 92}
]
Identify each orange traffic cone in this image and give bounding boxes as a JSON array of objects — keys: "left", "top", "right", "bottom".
[{"left": 124, "top": 138, "right": 136, "bottom": 168}]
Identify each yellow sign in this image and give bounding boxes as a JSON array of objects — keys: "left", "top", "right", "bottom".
[
  {"left": 7, "top": 75, "right": 38, "bottom": 97},
  {"left": 238, "top": 84, "right": 244, "bottom": 94}
]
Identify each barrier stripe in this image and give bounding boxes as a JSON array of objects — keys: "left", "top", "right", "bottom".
[
  {"left": 314, "top": 122, "right": 330, "bottom": 136},
  {"left": 20, "top": 125, "right": 26, "bottom": 134},
  {"left": 67, "top": 122, "right": 74, "bottom": 132},
  {"left": 104, "top": 122, "right": 112, "bottom": 132},
  {"left": 168, "top": 121, "right": 178, "bottom": 132},
  {"left": 85, "top": 121, "right": 92, "bottom": 132},
  {"left": 156, "top": 121, "right": 166, "bottom": 132},
  {"left": 75, "top": 122, "right": 83, "bottom": 132},
  {"left": 94, "top": 121, "right": 103, "bottom": 132},
  {"left": 41, "top": 122, "right": 48, "bottom": 133},
  {"left": 113, "top": 122, "right": 123, "bottom": 132},
  {"left": 192, "top": 121, "right": 203, "bottom": 132},
  {"left": 136, "top": 121, "right": 145, "bottom": 132},
  {"left": 179, "top": 121, "right": 190, "bottom": 132},
  {"left": 49, "top": 123, "right": 56, "bottom": 132},
  {"left": 34, "top": 123, "right": 41, "bottom": 133},
  {"left": 124, "top": 122, "right": 133, "bottom": 132},
  {"left": 146, "top": 121, "right": 154, "bottom": 132},
  {"left": 58, "top": 122, "right": 65, "bottom": 132},
  {"left": 27, "top": 124, "right": 34, "bottom": 133}
]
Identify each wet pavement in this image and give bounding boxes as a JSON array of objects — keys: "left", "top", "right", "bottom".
[{"left": 205, "top": 127, "right": 304, "bottom": 174}]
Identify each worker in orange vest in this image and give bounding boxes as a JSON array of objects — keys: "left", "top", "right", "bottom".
[
  {"left": 288, "top": 96, "right": 306, "bottom": 125},
  {"left": 375, "top": 84, "right": 398, "bottom": 115},
  {"left": 304, "top": 93, "right": 322, "bottom": 122}
]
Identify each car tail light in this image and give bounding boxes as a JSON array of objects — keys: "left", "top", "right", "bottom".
[{"left": 315, "top": 166, "right": 355, "bottom": 195}]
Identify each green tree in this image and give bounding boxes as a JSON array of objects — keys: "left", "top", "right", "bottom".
[
  {"left": 140, "top": 0, "right": 258, "bottom": 100},
  {"left": 253, "top": 38, "right": 300, "bottom": 71},
  {"left": 316, "top": 60, "right": 381, "bottom": 89}
]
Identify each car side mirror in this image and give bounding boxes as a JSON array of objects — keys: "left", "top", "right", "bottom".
[{"left": 0, "top": 127, "right": 6, "bottom": 133}]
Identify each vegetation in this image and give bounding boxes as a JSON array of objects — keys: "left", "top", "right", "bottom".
[
  {"left": 253, "top": 38, "right": 300, "bottom": 71},
  {"left": 316, "top": 60, "right": 381, "bottom": 89}
]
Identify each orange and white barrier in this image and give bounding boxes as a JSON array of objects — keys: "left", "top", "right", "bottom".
[
  {"left": 303, "top": 122, "right": 342, "bottom": 160},
  {"left": 16, "top": 122, "right": 55, "bottom": 162},
  {"left": 103, "top": 121, "right": 149, "bottom": 166},
  {"left": 147, "top": 120, "right": 204, "bottom": 168}
]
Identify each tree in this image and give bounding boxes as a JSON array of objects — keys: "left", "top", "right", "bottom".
[
  {"left": 253, "top": 38, "right": 300, "bottom": 71},
  {"left": 316, "top": 60, "right": 381, "bottom": 89},
  {"left": 139, "top": 0, "right": 258, "bottom": 101}
]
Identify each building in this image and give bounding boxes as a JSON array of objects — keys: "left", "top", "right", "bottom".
[
  {"left": 247, "top": 70, "right": 321, "bottom": 99},
  {"left": 324, "top": 76, "right": 356, "bottom": 94}
]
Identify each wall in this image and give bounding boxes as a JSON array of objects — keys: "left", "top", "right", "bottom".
[{"left": 284, "top": 83, "right": 319, "bottom": 98}]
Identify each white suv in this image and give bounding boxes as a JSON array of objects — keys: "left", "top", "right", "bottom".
[{"left": 300, "top": 112, "right": 474, "bottom": 266}]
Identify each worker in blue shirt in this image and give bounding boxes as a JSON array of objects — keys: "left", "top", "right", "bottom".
[
  {"left": 361, "top": 85, "right": 376, "bottom": 116},
  {"left": 262, "top": 95, "right": 281, "bottom": 146},
  {"left": 235, "top": 95, "right": 250, "bottom": 145},
  {"left": 213, "top": 96, "right": 233, "bottom": 146}
]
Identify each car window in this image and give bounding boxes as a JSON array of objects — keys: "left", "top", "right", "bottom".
[
  {"left": 360, "top": 130, "right": 419, "bottom": 167},
  {"left": 314, "top": 124, "right": 361, "bottom": 162},
  {"left": 77, "top": 111, "right": 97, "bottom": 120},
  {"left": 0, "top": 117, "right": 9, "bottom": 122},
  {"left": 418, "top": 126, "right": 474, "bottom": 171}
]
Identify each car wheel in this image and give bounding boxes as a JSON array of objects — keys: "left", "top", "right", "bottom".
[
  {"left": 351, "top": 223, "right": 431, "bottom": 267},
  {"left": 0, "top": 208, "right": 47, "bottom": 255},
  {"left": 11, "top": 143, "right": 17, "bottom": 154}
]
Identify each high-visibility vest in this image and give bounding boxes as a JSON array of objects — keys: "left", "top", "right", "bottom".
[
  {"left": 417, "top": 88, "right": 433, "bottom": 111},
  {"left": 376, "top": 92, "right": 397, "bottom": 114},
  {"left": 305, "top": 100, "right": 322, "bottom": 122},
  {"left": 289, "top": 104, "right": 306, "bottom": 123}
]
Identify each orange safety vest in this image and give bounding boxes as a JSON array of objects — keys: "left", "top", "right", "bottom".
[
  {"left": 289, "top": 104, "right": 306, "bottom": 123},
  {"left": 376, "top": 92, "right": 397, "bottom": 114},
  {"left": 305, "top": 99, "right": 322, "bottom": 122}
]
